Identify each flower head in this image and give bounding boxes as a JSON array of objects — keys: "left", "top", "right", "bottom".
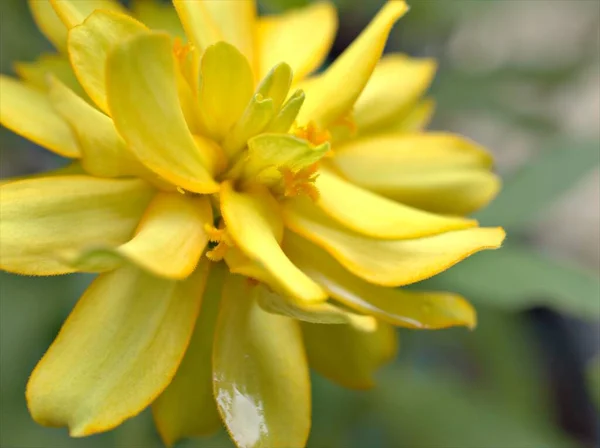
[{"left": 0, "top": 1, "right": 504, "bottom": 447}]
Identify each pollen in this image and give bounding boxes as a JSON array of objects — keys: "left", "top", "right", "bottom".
[
  {"left": 204, "top": 223, "right": 235, "bottom": 262},
  {"left": 293, "top": 121, "right": 332, "bottom": 146},
  {"left": 280, "top": 163, "right": 320, "bottom": 201}
]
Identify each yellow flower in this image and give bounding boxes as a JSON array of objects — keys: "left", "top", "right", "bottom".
[{"left": 0, "top": 1, "right": 505, "bottom": 447}]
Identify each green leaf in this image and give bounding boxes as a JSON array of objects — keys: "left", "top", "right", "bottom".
[
  {"left": 475, "top": 139, "right": 600, "bottom": 230},
  {"left": 420, "top": 245, "right": 600, "bottom": 319},
  {"left": 588, "top": 356, "right": 600, "bottom": 410},
  {"left": 372, "top": 367, "right": 577, "bottom": 448}
]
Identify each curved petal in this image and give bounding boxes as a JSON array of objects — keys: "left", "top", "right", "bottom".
[
  {"left": 0, "top": 75, "right": 80, "bottom": 158},
  {"left": 68, "top": 10, "right": 148, "bottom": 114},
  {"left": 106, "top": 32, "right": 219, "bottom": 193},
  {"left": 291, "top": 167, "right": 477, "bottom": 239},
  {"left": 28, "top": 0, "right": 68, "bottom": 52},
  {"left": 257, "top": 2, "right": 337, "bottom": 81},
  {"left": 47, "top": 76, "right": 157, "bottom": 180},
  {"left": 354, "top": 54, "right": 436, "bottom": 132},
  {"left": 297, "top": 1, "right": 408, "bottom": 128},
  {"left": 66, "top": 193, "right": 212, "bottom": 280},
  {"left": 220, "top": 182, "right": 326, "bottom": 304},
  {"left": 50, "top": 0, "right": 127, "bottom": 29},
  {"left": 172, "top": 0, "right": 221, "bottom": 54},
  {"left": 284, "top": 204, "right": 506, "bottom": 287},
  {"left": 332, "top": 133, "right": 501, "bottom": 214},
  {"left": 14, "top": 54, "right": 87, "bottom": 99},
  {"left": 302, "top": 319, "right": 397, "bottom": 389},
  {"left": 26, "top": 262, "right": 209, "bottom": 436},
  {"left": 152, "top": 263, "right": 224, "bottom": 446},
  {"left": 375, "top": 97, "right": 436, "bottom": 134},
  {"left": 131, "top": 0, "right": 185, "bottom": 37},
  {"left": 197, "top": 42, "right": 254, "bottom": 141},
  {"left": 0, "top": 176, "right": 153, "bottom": 276},
  {"left": 285, "top": 232, "right": 477, "bottom": 329},
  {"left": 256, "top": 283, "right": 377, "bottom": 330},
  {"left": 213, "top": 274, "right": 311, "bottom": 448}
]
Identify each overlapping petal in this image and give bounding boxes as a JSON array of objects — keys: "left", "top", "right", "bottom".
[
  {"left": 221, "top": 182, "right": 326, "bottom": 303},
  {"left": 302, "top": 319, "right": 398, "bottom": 389},
  {"left": 50, "top": 0, "right": 126, "bottom": 29},
  {"left": 131, "top": 0, "right": 185, "bottom": 37},
  {"left": 0, "top": 176, "right": 153, "bottom": 275},
  {"left": 257, "top": 2, "right": 337, "bottom": 81},
  {"left": 332, "top": 133, "right": 501, "bottom": 214},
  {"left": 297, "top": 1, "right": 408, "bottom": 128},
  {"left": 285, "top": 233, "right": 477, "bottom": 329},
  {"left": 28, "top": 0, "right": 68, "bottom": 52},
  {"left": 14, "top": 54, "right": 87, "bottom": 99},
  {"left": 106, "top": 32, "right": 219, "bottom": 193},
  {"left": 65, "top": 193, "right": 212, "bottom": 279},
  {"left": 213, "top": 274, "right": 311, "bottom": 448},
  {"left": 26, "top": 263, "right": 208, "bottom": 436},
  {"left": 152, "top": 262, "right": 224, "bottom": 446},
  {"left": 284, "top": 203, "right": 506, "bottom": 287},
  {"left": 0, "top": 75, "right": 80, "bottom": 158}
]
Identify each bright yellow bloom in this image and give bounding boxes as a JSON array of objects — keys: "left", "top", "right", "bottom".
[{"left": 0, "top": 1, "right": 504, "bottom": 447}]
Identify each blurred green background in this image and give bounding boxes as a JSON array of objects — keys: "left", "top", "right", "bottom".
[{"left": 1, "top": 0, "right": 599, "bottom": 447}]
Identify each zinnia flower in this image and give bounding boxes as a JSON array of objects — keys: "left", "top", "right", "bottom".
[{"left": 0, "top": 1, "right": 505, "bottom": 447}]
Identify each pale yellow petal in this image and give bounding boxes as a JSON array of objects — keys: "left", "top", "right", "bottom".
[
  {"left": 106, "top": 32, "right": 219, "bottom": 193},
  {"left": 68, "top": 10, "right": 148, "bottom": 114},
  {"left": 27, "top": 262, "right": 208, "bottom": 436},
  {"left": 284, "top": 204, "right": 506, "bottom": 287},
  {"left": 285, "top": 232, "right": 477, "bottom": 329},
  {"left": 0, "top": 176, "right": 153, "bottom": 276},
  {"left": 47, "top": 76, "right": 158, "bottom": 181},
  {"left": 14, "top": 54, "right": 87, "bottom": 99},
  {"left": 302, "top": 319, "right": 397, "bottom": 389},
  {"left": 354, "top": 54, "right": 436, "bottom": 132},
  {"left": 297, "top": 1, "right": 408, "bottom": 128},
  {"left": 333, "top": 132, "right": 501, "bottom": 214},
  {"left": 376, "top": 97, "right": 436, "bottom": 134},
  {"left": 50, "top": 0, "right": 127, "bottom": 29},
  {"left": 291, "top": 167, "right": 477, "bottom": 239},
  {"left": 197, "top": 42, "right": 254, "bottom": 141},
  {"left": 220, "top": 182, "right": 326, "bottom": 304},
  {"left": 0, "top": 75, "right": 80, "bottom": 158},
  {"left": 131, "top": 0, "right": 185, "bottom": 37},
  {"left": 213, "top": 274, "right": 311, "bottom": 448},
  {"left": 65, "top": 193, "right": 212, "bottom": 280},
  {"left": 28, "top": 0, "right": 68, "bottom": 52},
  {"left": 257, "top": 2, "right": 337, "bottom": 81},
  {"left": 152, "top": 263, "right": 225, "bottom": 446}
]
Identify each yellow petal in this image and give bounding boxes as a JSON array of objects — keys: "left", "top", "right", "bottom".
[
  {"left": 376, "top": 97, "right": 436, "bottom": 134},
  {"left": 65, "top": 193, "right": 212, "bottom": 280},
  {"left": 302, "top": 319, "right": 397, "bottom": 389},
  {"left": 14, "top": 54, "right": 87, "bottom": 99},
  {"left": 0, "top": 75, "right": 80, "bottom": 158},
  {"left": 257, "top": 2, "right": 337, "bottom": 81},
  {"left": 68, "top": 10, "right": 148, "bottom": 114},
  {"left": 213, "top": 274, "right": 311, "bottom": 448},
  {"left": 152, "top": 263, "right": 224, "bottom": 446},
  {"left": 0, "top": 176, "right": 153, "bottom": 276},
  {"left": 285, "top": 232, "right": 477, "bottom": 329},
  {"left": 297, "top": 1, "right": 408, "bottom": 128},
  {"left": 172, "top": 0, "right": 221, "bottom": 54},
  {"left": 106, "top": 32, "right": 219, "bottom": 193},
  {"left": 50, "top": 0, "right": 127, "bottom": 29},
  {"left": 131, "top": 0, "right": 185, "bottom": 37},
  {"left": 220, "top": 182, "right": 326, "bottom": 304},
  {"left": 256, "top": 283, "right": 377, "bottom": 330},
  {"left": 284, "top": 204, "right": 506, "bottom": 287},
  {"left": 333, "top": 132, "right": 501, "bottom": 214},
  {"left": 197, "top": 42, "right": 254, "bottom": 141},
  {"left": 26, "top": 262, "right": 208, "bottom": 436},
  {"left": 293, "top": 167, "right": 477, "bottom": 239},
  {"left": 47, "top": 76, "right": 157, "bottom": 180},
  {"left": 0, "top": 161, "right": 84, "bottom": 186},
  {"left": 202, "top": 0, "right": 257, "bottom": 72},
  {"left": 28, "top": 0, "right": 68, "bottom": 52},
  {"left": 354, "top": 54, "right": 436, "bottom": 132}
]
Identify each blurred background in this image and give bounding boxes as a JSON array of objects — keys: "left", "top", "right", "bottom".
[{"left": 1, "top": 0, "right": 599, "bottom": 447}]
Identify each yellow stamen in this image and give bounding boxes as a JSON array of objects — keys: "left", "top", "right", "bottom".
[
  {"left": 204, "top": 223, "right": 234, "bottom": 262},
  {"left": 280, "top": 163, "right": 320, "bottom": 201},
  {"left": 293, "top": 121, "right": 331, "bottom": 146}
]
